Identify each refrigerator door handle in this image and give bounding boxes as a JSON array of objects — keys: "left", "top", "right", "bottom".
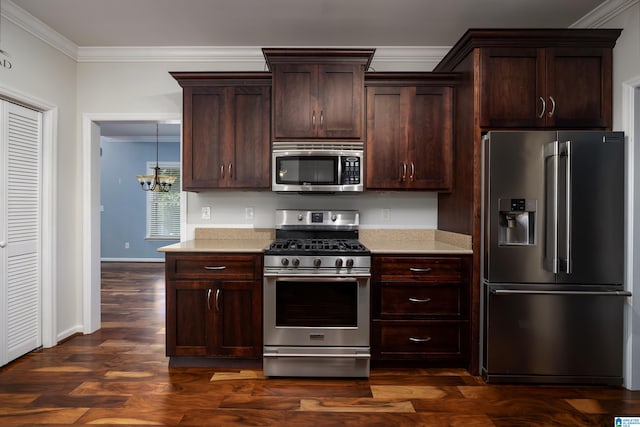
[
  {"left": 559, "top": 140, "right": 572, "bottom": 274},
  {"left": 544, "top": 141, "right": 559, "bottom": 273},
  {"left": 491, "top": 289, "right": 632, "bottom": 297}
]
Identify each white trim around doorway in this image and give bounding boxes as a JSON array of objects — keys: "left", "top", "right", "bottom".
[{"left": 81, "top": 113, "right": 182, "bottom": 334}]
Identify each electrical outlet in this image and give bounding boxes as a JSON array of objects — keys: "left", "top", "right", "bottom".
[
  {"left": 201, "top": 206, "right": 211, "bottom": 220},
  {"left": 245, "top": 207, "right": 254, "bottom": 220},
  {"left": 124, "top": 242, "right": 130, "bottom": 249},
  {"left": 382, "top": 209, "right": 390, "bottom": 221}
]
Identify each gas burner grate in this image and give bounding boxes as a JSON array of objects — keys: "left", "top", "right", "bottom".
[{"left": 268, "top": 238, "right": 368, "bottom": 253}]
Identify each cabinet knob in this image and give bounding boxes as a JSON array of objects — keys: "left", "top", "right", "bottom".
[{"left": 0, "top": 241, "right": 6, "bottom": 248}]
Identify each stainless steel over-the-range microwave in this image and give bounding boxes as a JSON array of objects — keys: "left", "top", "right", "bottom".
[{"left": 272, "top": 141, "right": 364, "bottom": 192}]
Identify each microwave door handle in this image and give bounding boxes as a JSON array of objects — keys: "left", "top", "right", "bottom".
[{"left": 544, "top": 141, "right": 559, "bottom": 274}]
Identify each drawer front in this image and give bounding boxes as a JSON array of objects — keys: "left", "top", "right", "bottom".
[
  {"left": 380, "top": 283, "right": 462, "bottom": 317},
  {"left": 375, "top": 257, "right": 463, "bottom": 281},
  {"left": 168, "top": 254, "right": 261, "bottom": 279},
  {"left": 373, "top": 321, "right": 467, "bottom": 359}
]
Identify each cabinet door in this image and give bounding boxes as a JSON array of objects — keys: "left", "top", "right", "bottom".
[
  {"left": 182, "top": 87, "right": 228, "bottom": 190},
  {"left": 545, "top": 47, "right": 612, "bottom": 129},
  {"left": 479, "top": 47, "right": 545, "bottom": 128},
  {"left": 228, "top": 86, "right": 271, "bottom": 188},
  {"left": 212, "top": 281, "right": 262, "bottom": 357},
  {"left": 167, "top": 281, "right": 210, "bottom": 356},
  {"left": 366, "top": 86, "right": 407, "bottom": 189},
  {"left": 273, "top": 64, "right": 317, "bottom": 138},
  {"left": 318, "top": 63, "right": 363, "bottom": 139},
  {"left": 410, "top": 86, "right": 453, "bottom": 190}
]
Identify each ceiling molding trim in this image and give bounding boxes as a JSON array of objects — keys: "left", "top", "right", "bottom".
[
  {"left": 77, "top": 46, "right": 267, "bottom": 63},
  {"left": 2, "top": 0, "right": 78, "bottom": 60},
  {"left": 76, "top": 45, "right": 449, "bottom": 65},
  {"left": 571, "top": 0, "right": 639, "bottom": 28}
]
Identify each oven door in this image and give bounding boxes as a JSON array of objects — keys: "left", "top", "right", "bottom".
[{"left": 263, "top": 274, "right": 370, "bottom": 347}]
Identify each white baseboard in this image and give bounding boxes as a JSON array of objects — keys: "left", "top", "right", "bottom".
[
  {"left": 101, "top": 258, "right": 165, "bottom": 263},
  {"left": 56, "top": 325, "right": 84, "bottom": 345}
]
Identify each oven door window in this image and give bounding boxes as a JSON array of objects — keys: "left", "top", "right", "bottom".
[
  {"left": 275, "top": 280, "right": 357, "bottom": 327},
  {"left": 275, "top": 156, "right": 338, "bottom": 185}
]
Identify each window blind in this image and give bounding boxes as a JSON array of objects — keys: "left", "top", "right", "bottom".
[{"left": 146, "top": 162, "right": 180, "bottom": 240}]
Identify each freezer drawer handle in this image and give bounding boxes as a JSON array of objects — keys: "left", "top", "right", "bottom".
[
  {"left": 409, "top": 337, "right": 432, "bottom": 343},
  {"left": 409, "top": 267, "right": 432, "bottom": 273},
  {"left": 491, "top": 289, "right": 632, "bottom": 297},
  {"left": 409, "top": 297, "right": 432, "bottom": 303}
]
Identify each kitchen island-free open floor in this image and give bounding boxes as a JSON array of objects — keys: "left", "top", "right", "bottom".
[{"left": 0, "top": 262, "right": 638, "bottom": 426}]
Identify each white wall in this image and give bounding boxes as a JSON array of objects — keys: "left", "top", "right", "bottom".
[{"left": 0, "top": 16, "right": 79, "bottom": 342}]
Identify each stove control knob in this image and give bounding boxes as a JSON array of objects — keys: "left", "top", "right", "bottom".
[
  {"left": 335, "top": 258, "right": 343, "bottom": 268},
  {"left": 346, "top": 259, "right": 354, "bottom": 268},
  {"left": 281, "top": 258, "right": 289, "bottom": 266},
  {"left": 292, "top": 258, "right": 300, "bottom": 267},
  {"left": 313, "top": 258, "right": 322, "bottom": 267},
  {"left": 331, "top": 214, "right": 337, "bottom": 222},
  {"left": 297, "top": 214, "right": 304, "bottom": 221}
]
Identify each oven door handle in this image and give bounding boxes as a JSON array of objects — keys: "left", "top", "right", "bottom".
[
  {"left": 263, "top": 352, "right": 371, "bottom": 359},
  {"left": 263, "top": 274, "right": 370, "bottom": 281}
]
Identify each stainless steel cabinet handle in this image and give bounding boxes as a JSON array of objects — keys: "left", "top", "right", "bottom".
[
  {"left": 228, "top": 163, "right": 233, "bottom": 178},
  {"left": 207, "top": 288, "right": 212, "bottom": 311},
  {"left": 401, "top": 162, "right": 407, "bottom": 182},
  {"left": 220, "top": 164, "right": 225, "bottom": 179},
  {"left": 204, "top": 266, "right": 227, "bottom": 270},
  {"left": 215, "top": 289, "right": 221, "bottom": 312},
  {"left": 538, "top": 96, "right": 546, "bottom": 118},
  {"left": 548, "top": 96, "right": 556, "bottom": 118},
  {"left": 409, "top": 267, "right": 432, "bottom": 273},
  {"left": 409, "top": 297, "right": 432, "bottom": 303},
  {"left": 320, "top": 110, "right": 324, "bottom": 128},
  {"left": 409, "top": 337, "right": 432, "bottom": 343},
  {"left": 410, "top": 162, "right": 415, "bottom": 181},
  {"left": 312, "top": 110, "right": 316, "bottom": 129}
]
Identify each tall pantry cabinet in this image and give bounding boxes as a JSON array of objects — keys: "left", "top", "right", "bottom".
[
  {"left": 0, "top": 100, "right": 43, "bottom": 367},
  {"left": 433, "top": 28, "right": 622, "bottom": 375}
]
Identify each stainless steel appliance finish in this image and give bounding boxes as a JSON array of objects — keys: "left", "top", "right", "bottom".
[
  {"left": 271, "top": 141, "right": 364, "bottom": 193},
  {"left": 263, "top": 209, "right": 371, "bottom": 377},
  {"left": 482, "top": 131, "right": 631, "bottom": 385}
]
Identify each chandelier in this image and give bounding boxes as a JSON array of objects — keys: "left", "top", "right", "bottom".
[{"left": 136, "top": 123, "right": 176, "bottom": 192}]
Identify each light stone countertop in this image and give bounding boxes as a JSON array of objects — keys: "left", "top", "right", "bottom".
[{"left": 158, "top": 228, "right": 472, "bottom": 255}]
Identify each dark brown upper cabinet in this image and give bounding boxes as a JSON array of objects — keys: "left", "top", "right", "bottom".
[
  {"left": 479, "top": 46, "right": 614, "bottom": 128},
  {"left": 263, "top": 48, "right": 375, "bottom": 140},
  {"left": 170, "top": 73, "right": 271, "bottom": 191},
  {"left": 365, "top": 73, "right": 457, "bottom": 191}
]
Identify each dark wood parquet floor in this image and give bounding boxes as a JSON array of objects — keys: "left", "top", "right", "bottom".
[{"left": 1, "top": 262, "right": 639, "bottom": 426}]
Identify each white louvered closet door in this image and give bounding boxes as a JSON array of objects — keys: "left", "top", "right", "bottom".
[{"left": 0, "top": 100, "right": 43, "bottom": 366}]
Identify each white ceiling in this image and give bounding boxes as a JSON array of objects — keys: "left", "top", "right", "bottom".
[{"left": 10, "top": 0, "right": 607, "bottom": 48}]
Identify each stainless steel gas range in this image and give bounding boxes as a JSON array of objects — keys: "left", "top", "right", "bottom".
[{"left": 263, "top": 210, "right": 371, "bottom": 377}]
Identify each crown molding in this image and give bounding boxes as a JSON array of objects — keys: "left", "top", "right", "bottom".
[
  {"left": 76, "top": 45, "right": 449, "bottom": 66},
  {"left": 3, "top": 0, "right": 78, "bottom": 60},
  {"left": 571, "top": 0, "right": 639, "bottom": 28}
]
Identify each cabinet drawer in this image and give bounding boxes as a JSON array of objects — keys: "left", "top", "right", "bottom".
[
  {"left": 380, "top": 283, "right": 462, "bottom": 317},
  {"left": 167, "top": 254, "right": 261, "bottom": 280},
  {"left": 375, "top": 257, "right": 463, "bottom": 281},
  {"left": 373, "top": 321, "right": 467, "bottom": 359}
]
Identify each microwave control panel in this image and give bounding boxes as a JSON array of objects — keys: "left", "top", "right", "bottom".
[{"left": 341, "top": 156, "right": 361, "bottom": 185}]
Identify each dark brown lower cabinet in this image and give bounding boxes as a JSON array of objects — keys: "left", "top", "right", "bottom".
[
  {"left": 371, "top": 255, "right": 471, "bottom": 367},
  {"left": 165, "top": 253, "right": 262, "bottom": 358}
]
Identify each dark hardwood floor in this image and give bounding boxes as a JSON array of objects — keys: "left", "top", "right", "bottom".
[{"left": 0, "top": 261, "right": 638, "bottom": 426}]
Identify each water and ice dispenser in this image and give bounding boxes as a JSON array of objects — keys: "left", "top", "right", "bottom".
[{"left": 498, "top": 198, "right": 536, "bottom": 246}]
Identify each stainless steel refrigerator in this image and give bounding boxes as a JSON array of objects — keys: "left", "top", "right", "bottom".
[{"left": 481, "top": 130, "right": 631, "bottom": 385}]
